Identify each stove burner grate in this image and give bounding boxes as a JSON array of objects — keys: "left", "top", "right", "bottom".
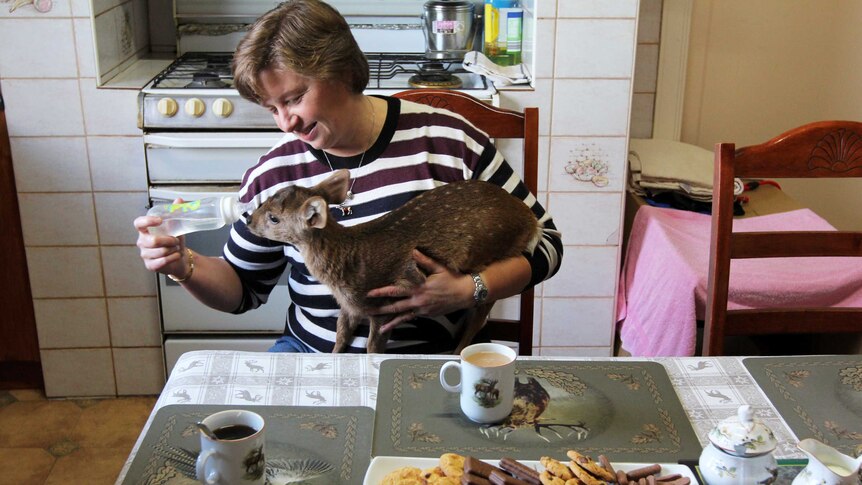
[{"left": 408, "top": 74, "right": 463, "bottom": 89}]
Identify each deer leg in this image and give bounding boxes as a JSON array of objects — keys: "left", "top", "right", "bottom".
[
  {"left": 333, "top": 312, "right": 361, "bottom": 353},
  {"left": 366, "top": 316, "right": 388, "bottom": 354},
  {"left": 455, "top": 303, "right": 493, "bottom": 354}
]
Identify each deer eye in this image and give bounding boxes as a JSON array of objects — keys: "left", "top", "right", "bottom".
[{"left": 267, "top": 213, "right": 280, "bottom": 224}]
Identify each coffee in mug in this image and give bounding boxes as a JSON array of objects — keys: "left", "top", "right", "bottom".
[
  {"left": 196, "top": 409, "right": 266, "bottom": 485},
  {"left": 439, "top": 342, "right": 516, "bottom": 423}
]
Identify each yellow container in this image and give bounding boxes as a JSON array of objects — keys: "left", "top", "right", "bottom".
[{"left": 483, "top": 1, "right": 522, "bottom": 66}]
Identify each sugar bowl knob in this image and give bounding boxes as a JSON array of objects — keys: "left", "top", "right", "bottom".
[{"left": 699, "top": 405, "right": 778, "bottom": 484}]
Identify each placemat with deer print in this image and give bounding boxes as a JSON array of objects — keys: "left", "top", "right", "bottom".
[
  {"left": 743, "top": 355, "right": 862, "bottom": 457},
  {"left": 122, "top": 404, "right": 373, "bottom": 485},
  {"left": 372, "top": 359, "right": 701, "bottom": 462}
]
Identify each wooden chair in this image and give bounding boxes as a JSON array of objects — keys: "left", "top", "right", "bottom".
[
  {"left": 703, "top": 121, "right": 862, "bottom": 356},
  {"left": 393, "top": 89, "right": 539, "bottom": 356}
]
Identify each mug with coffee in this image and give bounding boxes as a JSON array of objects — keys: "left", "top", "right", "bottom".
[
  {"left": 439, "top": 342, "right": 516, "bottom": 423},
  {"left": 196, "top": 409, "right": 266, "bottom": 485}
]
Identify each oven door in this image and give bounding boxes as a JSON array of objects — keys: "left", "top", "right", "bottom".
[
  {"left": 145, "top": 132, "right": 287, "bottom": 184},
  {"left": 150, "top": 187, "right": 291, "bottom": 334}
]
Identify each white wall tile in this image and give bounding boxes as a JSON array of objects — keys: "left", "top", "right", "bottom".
[
  {"left": 630, "top": 93, "right": 655, "bottom": 139},
  {"left": 2, "top": 79, "right": 85, "bottom": 136},
  {"left": 534, "top": 0, "right": 556, "bottom": 19},
  {"left": 634, "top": 44, "right": 659, "bottom": 92},
  {"left": 79, "top": 81, "right": 140, "bottom": 135},
  {"left": 101, "top": 245, "right": 158, "bottom": 296},
  {"left": 10, "top": 137, "right": 92, "bottom": 192},
  {"left": 18, "top": 193, "right": 98, "bottom": 246},
  {"left": 533, "top": 18, "right": 556, "bottom": 79},
  {"left": 551, "top": 79, "right": 631, "bottom": 136},
  {"left": 555, "top": 19, "right": 636, "bottom": 78},
  {"left": 543, "top": 246, "right": 619, "bottom": 297},
  {"left": 499, "top": 78, "right": 553, "bottom": 136},
  {"left": 114, "top": 347, "right": 165, "bottom": 395},
  {"left": 558, "top": 0, "right": 638, "bottom": 18},
  {"left": 71, "top": 0, "right": 91, "bottom": 17},
  {"left": 88, "top": 136, "right": 147, "bottom": 190},
  {"left": 74, "top": 18, "right": 97, "bottom": 78},
  {"left": 547, "top": 192, "right": 622, "bottom": 245},
  {"left": 541, "top": 297, "right": 615, "bottom": 345},
  {"left": 0, "top": 19, "right": 78, "bottom": 78},
  {"left": 538, "top": 135, "right": 550, "bottom": 193},
  {"left": 33, "top": 298, "right": 110, "bottom": 348},
  {"left": 107, "top": 297, "right": 161, "bottom": 347},
  {"left": 94, "top": 192, "right": 149, "bottom": 245},
  {"left": 548, "top": 136, "right": 627, "bottom": 192},
  {"left": 0, "top": 0, "right": 70, "bottom": 17},
  {"left": 26, "top": 247, "right": 104, "bottom": 298},
  {"left": 41, "top": 348, "right": 116, "bottom": 398},
  {"left": 638, "top": 0, "right": 663, "bottom": 44}
]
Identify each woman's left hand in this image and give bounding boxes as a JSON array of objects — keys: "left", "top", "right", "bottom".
[{"left": 366, "top": 249, "right": 474, "bottom": 333}]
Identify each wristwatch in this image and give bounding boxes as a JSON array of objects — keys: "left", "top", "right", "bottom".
[{"left": 471, "top": 272, "right": 488, "bottom": 306}]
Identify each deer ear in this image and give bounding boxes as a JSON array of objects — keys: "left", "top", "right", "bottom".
[
  {"left": 302, "top": 196, "right": 328, "bottom": 229},
  {"left": 317, "top": 169, "right": 351, "bottom": 204}
]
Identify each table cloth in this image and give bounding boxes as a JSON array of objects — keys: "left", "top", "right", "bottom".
[{"left": 115, "top": 351, "right": 813, "bottom": 484}]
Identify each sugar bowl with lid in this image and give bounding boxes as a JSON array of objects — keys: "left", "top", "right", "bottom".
[{"left": 699, "top": 404, "right": 778, "bottom": 484}]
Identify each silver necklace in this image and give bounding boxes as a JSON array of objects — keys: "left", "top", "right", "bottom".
[{"left": 322, "top": 97, "right": 376, "bottom": 216}]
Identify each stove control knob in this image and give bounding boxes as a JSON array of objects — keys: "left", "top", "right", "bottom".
[
  {"left": 185, "top": 98, "right": 206, "bottom": 117},
  {"left": 156, "top": 98, "right": 178, "bottom": 117},
  {"left": 212, "top": 98, "right": 234, "bottom": 118}
]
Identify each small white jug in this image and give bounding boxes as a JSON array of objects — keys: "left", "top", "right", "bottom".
[{"left": 792, "top": 438, "right": 862, "bottom": 485}]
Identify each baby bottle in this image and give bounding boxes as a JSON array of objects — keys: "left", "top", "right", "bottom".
[{"left": 147, "top": 196, "right": 253, "bottom": 237}]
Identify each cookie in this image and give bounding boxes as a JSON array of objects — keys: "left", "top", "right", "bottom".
[
  {"left": 539, "top": 457, "right": 573, "bottom": 481},
  {"left": 425, "top": 466, "right": 461, "bottom": 484},
  {"left": 538, "top": 470, "right": 566, "bottom": 485},
  {"left": 565, "top": 451, "right": 616, "bottom": 482},
  {"left": 440, "top": 453, "right": 466, "bottom": 479},
  {"left": 380, "top": 466, "right": 423, "bottom": 485},
  {"left": 566, "top": 461, "right": 605, "bottom": 485}
]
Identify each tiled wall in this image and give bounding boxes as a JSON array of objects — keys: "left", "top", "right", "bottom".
[
  {"left": 631, "top": 0, "right": 662, "bottom": 139},
  {"left": 0, "top": 0, "right": 642, "bottom": 396},
  {"left": 0, "top": 1, "right": 162, "bottom": 397},
  {"left": 501, "top": 0, "right": 640, "bottom": 357}
]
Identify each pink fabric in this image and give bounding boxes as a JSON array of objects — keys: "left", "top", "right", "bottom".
[{"left": 616, "top": 206, "right": 862, "bottom": 356}]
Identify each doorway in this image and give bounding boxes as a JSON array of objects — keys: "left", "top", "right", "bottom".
[{"left": 0, "top": 84, "right": 43, "bottom": 389}]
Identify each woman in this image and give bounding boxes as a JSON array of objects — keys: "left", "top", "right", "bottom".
[{"left": 134, "top": 0, "right": 563, "bottom": 353}]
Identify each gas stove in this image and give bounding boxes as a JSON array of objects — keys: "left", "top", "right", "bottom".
[{"left": 139, "top": 52, "right": 493, "bottom": 131}]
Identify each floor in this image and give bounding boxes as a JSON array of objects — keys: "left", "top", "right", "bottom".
[{"left": 0, "top": 389, "right": 157, "bottom": 485}]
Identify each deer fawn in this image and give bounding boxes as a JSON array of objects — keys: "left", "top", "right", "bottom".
[{"left": 247, "top": 169, "right": 541, "bottom": 354}]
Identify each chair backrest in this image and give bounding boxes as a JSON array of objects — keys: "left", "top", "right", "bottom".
[
  {"left": 703, "top": 120, "right": 862, "bottom": 356},
  {"left": 393, "top": 89, "right": 539, "bottom": 356}
]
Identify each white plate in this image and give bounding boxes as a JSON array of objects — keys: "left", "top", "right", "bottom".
[{"left": 363, "top": 456, "right": 698, "bottom": 485}]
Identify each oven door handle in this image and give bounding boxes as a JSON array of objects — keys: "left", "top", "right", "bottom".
[
  {"left": 150, "top": 186, "right": 242, "bottom": 202},
  {"left": 144, "top": 133, "right": 288, "bottom": 148}
]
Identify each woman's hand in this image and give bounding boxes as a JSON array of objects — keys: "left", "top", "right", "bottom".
[
  {"left": 133, "top": 202, "right": 188, "bottom": 278},
  {"left": 366, "top": 249, "right": 475, "bottom": 333}
]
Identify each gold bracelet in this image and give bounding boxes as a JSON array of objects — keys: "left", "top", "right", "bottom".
[{"left": 168, "top": 249, "right": 195, "bottom": 283}]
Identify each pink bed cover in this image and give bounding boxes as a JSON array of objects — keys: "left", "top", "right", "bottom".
[{"left": 616, "top": 206, "right": 862, "bottom": 356}]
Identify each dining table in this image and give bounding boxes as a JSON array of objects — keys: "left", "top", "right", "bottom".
[{"left": 115, "top": 350, "right": 862, "bottom": 485}]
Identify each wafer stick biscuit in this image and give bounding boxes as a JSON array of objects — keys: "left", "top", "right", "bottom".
[
  {"left": 499, "top": 457, "right": 541, "bottom": 485},
  {"left": 616, "top": 469, "right": 630, "bottom": 484},
  {"left": 626, "top": 464, "right": 661, "bottom": 481},
  {"left": 464, "top": 457, "right": 498, "bottom": 479},
  {"left": 489, "top": 469, "right": 531, "bottom": 485},
  {"left": 462, "top": 472, "right": 494, "bottom": 485}
]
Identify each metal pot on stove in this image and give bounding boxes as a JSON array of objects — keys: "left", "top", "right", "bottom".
[{"left": 421, "top": 0, "right": 477, "bottom": 60}]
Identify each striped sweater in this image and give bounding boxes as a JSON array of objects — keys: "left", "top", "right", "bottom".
[{"left": 224, "top": 96, "right": 563, "bottom": 353}]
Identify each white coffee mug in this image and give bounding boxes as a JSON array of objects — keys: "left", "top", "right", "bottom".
[
  {"left": 196, "top": 409, "right": 266, "bottom": 485},
  {"left": 439, "top": 342, "right": 516, "bottom": 423}
]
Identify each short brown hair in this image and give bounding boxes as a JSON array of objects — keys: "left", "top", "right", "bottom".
[{"left": 232, "top": 0, "right": 369, "bottom": 104}]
